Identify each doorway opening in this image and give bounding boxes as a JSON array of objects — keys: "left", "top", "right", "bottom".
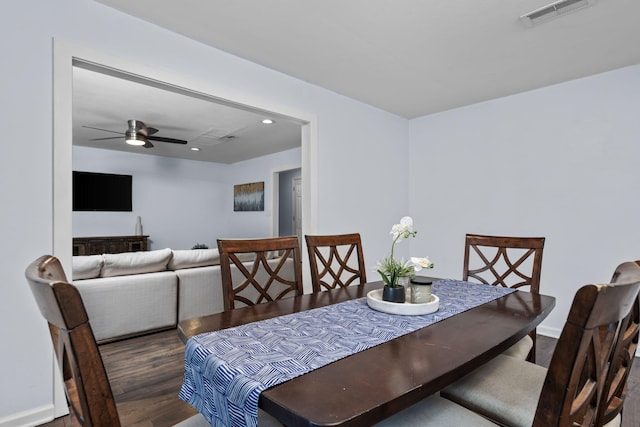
[
  {"left": 277, "top": 168, "right": 302, "bottom": 242},
  {"left": 53, "top": 39, "right": 318, "bottom": 417}
]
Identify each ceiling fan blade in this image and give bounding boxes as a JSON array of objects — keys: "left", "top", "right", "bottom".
[
  {"left": 83, "top": 125, "right": 122, "bottom": 135},
  {"left": 143, "top": 140, "right": 154, "bottom": 148},
  {"left": 146, "top": 127, "right": 159, "bottom": 136},
  {"left": 148, "top": 136, "right": 188, "bottom": 144},
  {"left": 90, "top": 136, "right": 122, "bottom": 141}
]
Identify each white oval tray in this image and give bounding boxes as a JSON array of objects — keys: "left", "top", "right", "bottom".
[{"left": 366, "top": 289, "right": 439, "bottom": 316}]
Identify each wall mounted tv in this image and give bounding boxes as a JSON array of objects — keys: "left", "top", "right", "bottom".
[{"left": 73, "top": 171, "right": 133, "bottom": 212}]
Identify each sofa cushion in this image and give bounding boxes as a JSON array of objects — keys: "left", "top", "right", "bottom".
[
  {"left": 72, "top": 255, "right": 104, "bottom": 280},
  {"left": 176, "top": 265, "right": 225, "bottom": 321},
  {"left": 101, "top": 248, "right": 172, "bottom": 278},
  {"left": 169, "top": 249, "right": 220, "bottom": 270},
  {"left": 75, "top": 271, "right": 178, "bottom": 341}
]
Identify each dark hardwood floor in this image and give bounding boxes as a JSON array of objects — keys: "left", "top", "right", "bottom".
[
  {"left": 40, "top": 331, "right": 639, "bottom": 427},
  {"left": 41, "top": 329, "right": 199, "bottom": 427}
]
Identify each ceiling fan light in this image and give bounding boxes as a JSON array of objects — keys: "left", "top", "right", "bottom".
[
  {"left": 125, "top": 131, "right": 146, "bottom": 146},
  {"left": 125, "top": 137, "right": 146, "bottom": 146}
]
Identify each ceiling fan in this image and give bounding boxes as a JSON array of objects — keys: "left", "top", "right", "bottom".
[{"left": 84, "top": 119, "right": 188, "bottom": 148}]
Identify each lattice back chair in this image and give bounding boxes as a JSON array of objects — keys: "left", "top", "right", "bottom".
[
  {"left": 536, "top": 263, "right": 640, "bottom": 427},
  {"left": 596, "top": 261, "right": 640, "bottom": 425},
  {"left": 463, "top": 233, "right": 545, "bottom": 362},
  {"left": 217, "top": 236, "right": 304, "bottom": 311},
  {"left": 26, "top": 255, "right": 120, "bottom": 427},
  {"left": 305, "top": 233, "right": 367, "bottom": 292},
  {"left": 442, "top": 261, "right": 640, "bottom": 427},
  {"left": 25, "top": 255, "right": 209, "bottom": 427},
  {"left": 463, "top": 234, "right": 545, "bottom": 290}
]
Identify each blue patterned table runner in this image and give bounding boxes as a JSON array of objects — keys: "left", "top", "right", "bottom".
[{"left": 179, "top": 280, "right": 516, "bottom": 427}]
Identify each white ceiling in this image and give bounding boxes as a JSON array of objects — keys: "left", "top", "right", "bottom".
[
  {"left": 94, "top": 0, "right": 640, "bottom": 119},
  {"left": 73, "top": 64, "right": 303, "bottom": 164},
  {"left": 80, "top": 0, "right": 640, "bottom": 163}
]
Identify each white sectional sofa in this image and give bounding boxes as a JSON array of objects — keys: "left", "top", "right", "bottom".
[{"left": 72, "top": 248, "right": 228, "bottom": 343}]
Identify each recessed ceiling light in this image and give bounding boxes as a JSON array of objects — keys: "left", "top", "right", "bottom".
[
  {"left": 191, "top": 147, "right": 200, "bottom": 151},
  {"left": 261, "top": 119, "right": 274, "bottom": 124}
]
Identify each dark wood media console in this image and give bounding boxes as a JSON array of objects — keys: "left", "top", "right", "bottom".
[{"left": 73, "top": 235, "right": 149, "bottom": 255}]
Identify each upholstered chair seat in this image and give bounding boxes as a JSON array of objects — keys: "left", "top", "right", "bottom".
[
  {"left": 442, "top": 261, "right": 640, "bottom": 427},
  {"left": 500, "top": 334, "right": 534, "bottom": 359},
  {"left": 173, "top": 414, "right": 209, "bottom": 426},
  {"left": 373, "top": 395, "right": 499, "bottom": 426},
  {"left": 441, "top": 354, "right": 620, "bottom": 427},
  {"left": 442, "top": 355, "right": 547, "bottom": 427}
]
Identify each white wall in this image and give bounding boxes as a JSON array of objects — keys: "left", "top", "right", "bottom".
[
  {"left": 408, "top": 64, "right": 640, "bottom": 337},
  {"left": 73, "top": 146, "right": 301, "bottom": 249},
  {"left": 6, "top": 0, "right": 637, "bottom": 423},
  {"left": 0, "top": 1, "right": 407, "bottom": 423}
]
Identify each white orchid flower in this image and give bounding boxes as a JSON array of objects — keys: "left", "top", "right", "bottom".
[
  {"left": 400, "top": 216, "right": 413, "bottom": 229},
  {"left": 390, "top": 216, "right": 415, "bottom": 241},
  {"left": 411, "top": 256, "right": 434, "bottom": 272},
  {"left": 380, "top": 216, "right": 421, "bottom": 287},
  {"left": 390, "top": 223, "right": 403, "bottom": 240}
]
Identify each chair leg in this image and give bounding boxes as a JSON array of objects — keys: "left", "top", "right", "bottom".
[{"left": 527, "top": 332, "right": 536, "bottom": 364}]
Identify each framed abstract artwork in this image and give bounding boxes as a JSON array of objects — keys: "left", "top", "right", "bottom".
[{"left": 234, "top": 181, "right": 264, "bottom": 211}]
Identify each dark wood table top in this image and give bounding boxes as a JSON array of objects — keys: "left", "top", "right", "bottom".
[{"left": 178, "top": 280, "right": 555, "bottom": 427}]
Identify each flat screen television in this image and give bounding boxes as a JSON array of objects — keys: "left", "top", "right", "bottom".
[{"left": 73, "top": 171, "right": 133, "bottom": 212}]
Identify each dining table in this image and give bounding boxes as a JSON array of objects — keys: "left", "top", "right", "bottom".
[{"left": 178, "top": 278, "right": 555, "bottom": 427}]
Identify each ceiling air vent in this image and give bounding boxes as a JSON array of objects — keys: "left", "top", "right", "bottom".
[{"left": 520, "top": 0, "right": 596, "bottom": 27}]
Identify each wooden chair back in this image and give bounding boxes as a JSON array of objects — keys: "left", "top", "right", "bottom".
[
  {"left": 533, "top": 265, "right": 640, "bottom": 427},
  {"left": 463, "top": 233, "right": 545, "bottom": 361},
  {"left": 305, "top": 233, "right": 367, "bottom": 292},
  {"left": 595, "top": 261, "right": 640, "bottom": 425},
  {"left": 26, "top": 255, "right": 120, "bottom": 427},
  {"left": 463, "top": 233, "right": 545, "bottom": 292},
  {"left": 217, "top": 236, "right": 303, "bottom": 310}
]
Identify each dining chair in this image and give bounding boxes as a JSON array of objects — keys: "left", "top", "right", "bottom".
[
  {"left": 25, "top": 255, "right": 212, "bottom": 427},
  {"left": 463, "top": 233, "right": 545, "bottom": 362},
  {"left": 596, "top": 260, "right": 640, "bottom": 425},
  {"left": 217, "top": 236, "right": 304, "bottom": 310},
  {"left": 305, "top": 233, "right": 367, "bottom": 292},
  {"left": 440, "top": 260, "right": 640, "bottom": 427},
  {"left": 27, "top": 255, "right": 283, "bottom": 427}
]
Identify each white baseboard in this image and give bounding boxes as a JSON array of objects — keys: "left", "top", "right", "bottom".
[
  {"left": 536, "top": 324, "right": 561, "bottom": 339},
  {"left": 0, "top": 405, "right": 54, "bottom": 427}
]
